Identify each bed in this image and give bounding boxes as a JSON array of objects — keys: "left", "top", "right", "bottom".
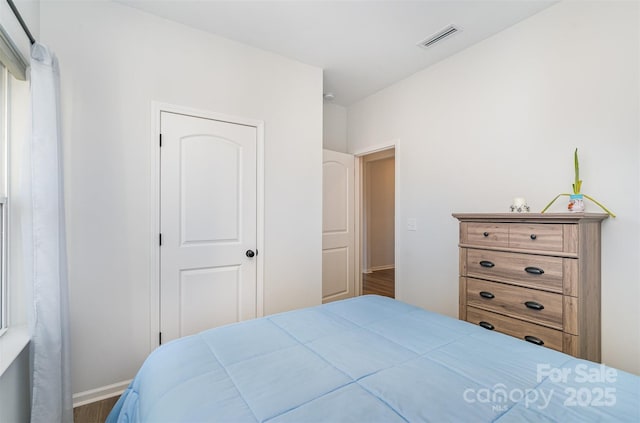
[{"left": 107, "top": 295, "right": 639, "bottom": 422}]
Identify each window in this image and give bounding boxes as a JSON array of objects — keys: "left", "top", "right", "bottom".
[
  {"left": 0, "top": 5, "right": 31, "bottom": 379},
  {"left": 0, "top": 199, "right": 5, "bottom": 336},
  {"left": 0, "top": 65, "right": 6, "bottom": 336}
]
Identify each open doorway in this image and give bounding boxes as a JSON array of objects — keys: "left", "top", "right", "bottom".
[{"left": 360, "top": 148, "right": 395, "bottom": 298}]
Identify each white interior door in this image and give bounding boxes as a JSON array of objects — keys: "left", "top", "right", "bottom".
[
  {"left": 160, "top": 111, "right": 257, "bottom": 343},
  {"left": 322, "top": 149, "right": 356, "bottom": 303}
]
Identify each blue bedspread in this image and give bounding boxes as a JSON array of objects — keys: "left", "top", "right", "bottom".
[{"left": 107, "top": 295, "right": 640, "bottom": 422}]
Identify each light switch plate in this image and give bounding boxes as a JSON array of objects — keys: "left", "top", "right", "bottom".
[{"left": 407, "top": 218, "right": 417, "bottom": 231}]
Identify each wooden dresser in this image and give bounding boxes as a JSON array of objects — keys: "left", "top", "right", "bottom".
[{"left": 452, "top": 213, "right": 607, "bottom": 361}]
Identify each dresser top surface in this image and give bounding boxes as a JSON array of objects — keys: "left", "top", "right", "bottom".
[{"left": 452, "top": 212, "right": 608, "bottom": 223}]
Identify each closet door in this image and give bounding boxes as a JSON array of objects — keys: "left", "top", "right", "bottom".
[{"left": 160, "top": 111, "right": 257, "bottom": 343}]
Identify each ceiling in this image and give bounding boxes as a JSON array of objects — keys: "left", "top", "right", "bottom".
[{"left": 118, "top": 1, "right": 556, "bottom": 106}]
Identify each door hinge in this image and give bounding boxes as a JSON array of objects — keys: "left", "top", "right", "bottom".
[
  {"left": 159, "top": 133, "right": 162, "bottom": 147},
  {"left": 159, "top": 233, "right": 162, "bottom": 246},
  {"left": 159, "top": 332, "right": 162, "bottom": 345}
]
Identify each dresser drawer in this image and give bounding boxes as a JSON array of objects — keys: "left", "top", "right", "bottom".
[
  {"left": 465, "top": 223, "right": 509, "bottom": 248},
  {"left": 466, "top": 307, "right": 563, "bottom": 352},
  {"left": 466, "top": 249, "right": 564, "bottom": 293},
  {"left": 466, "top": 278, "right": 563, "bottom": 329},
  {"left": 509, "top": 224, "right": 564, "bottom": 252}
]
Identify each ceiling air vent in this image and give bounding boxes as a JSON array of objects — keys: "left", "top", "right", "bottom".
[{"left": 417, "top": 25, "right": 461, "bottom": 49}]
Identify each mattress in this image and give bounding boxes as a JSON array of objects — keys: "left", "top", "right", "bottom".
[{"left": 107, "top": 295, "right": 640, "bottom": 422}]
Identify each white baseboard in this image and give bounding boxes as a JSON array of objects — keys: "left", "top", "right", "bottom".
[
  {"left": 72, "top": 379, "right": 132, "bottom": 408},
  {"left": 365, "top": 265, "right": 395, "bottom": 273}
]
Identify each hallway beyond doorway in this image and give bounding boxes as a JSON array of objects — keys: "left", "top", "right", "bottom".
[{"left": 362, "top": 269, "right": 394, "bottom": 298}]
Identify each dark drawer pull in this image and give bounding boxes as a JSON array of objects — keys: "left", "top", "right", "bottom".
[
  {"left": 524, "top": 301, "right": 544, "bottom": 311},
  {"left": 483, "top": 232, "right": 489, "bottom": 237},
  {"left": 524, "top": 335, "right": 544, "bottom": 346},
  {"left": 479, "top": 321, "right": 494, "bottom": 330},
  {"left": 479, "top": 260, "right": 495, "bottom": 268},
  {"left": 524, "top": 266, "right": 544, "bottom": 275},
  {"left": 530, "top": 234, "right": 537, "bottom": 240},
  {"left": 479, "top": 291, "right": 495, "bottom": 299}
]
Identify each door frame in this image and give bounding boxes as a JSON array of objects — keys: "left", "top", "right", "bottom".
[
  {"left": 149, "top": 102, "right": 265, "bottom": 351},
  {"left": 352, "top": 140, "right": 401, "bottom": 299}
]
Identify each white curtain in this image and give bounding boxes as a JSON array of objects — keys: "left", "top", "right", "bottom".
[{"left": 25, "top": 42, "right": 72, "bottom": 423}]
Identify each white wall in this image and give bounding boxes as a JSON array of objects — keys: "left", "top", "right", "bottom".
[
  {"left": 14, "top": 0, "right": 39, "bottom": 39},
  {"left": 40, "top": 1, "right": 323, "bottom": 397},
  {"left": 348, "top": 1, "right": 639, "bottom": 374},
  {"left": 0, "top": 345, "right": 30, "bottom": 423},
  {"left": 323, "top": 102, "right": 347, "bottom": 152}
]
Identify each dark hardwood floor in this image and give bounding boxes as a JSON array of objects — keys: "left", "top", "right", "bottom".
[
  {"left": 362, "top": 268, "right": 395, "bottom": 298},
  {"left": 74, "top": 396, "right": 119, "bottom": 423}
]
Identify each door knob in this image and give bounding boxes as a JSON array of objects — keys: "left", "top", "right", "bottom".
[{"left": 246, "top": 250, "right": 255, "bottom": 258}]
